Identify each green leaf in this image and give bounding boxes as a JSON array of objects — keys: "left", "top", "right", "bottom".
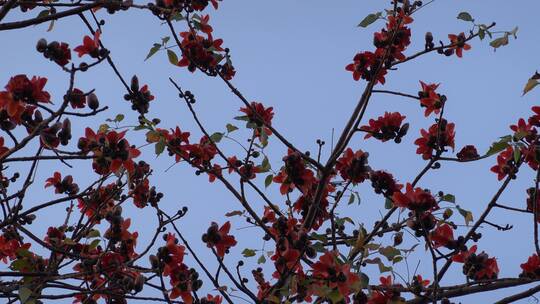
[
  {"left": 457, "top": 206, "right": 474, "bottom": 226},
  {"left": 513, "top": 148, "right": 521, "bottom": 163},
  {"left": 384, "top": 198, "right": 393, "bottom": 209},
  {"left": 359, "top": 272, "right": 370, "bottom": 288},
  {"left": 47, "top": 19, "right": 55, "bottom": 32},
  {"left": 264, "top": 174, "right": 273, "bottom": 188},
  {"left": 392, "top": 256, "right": 403, "bottom": 264},
  {"left": 145, "top": 43, "right": 161, "bottom": 61},
  {"left": 36, "top": 9, "right": 50, "bottom": 19},
  {"left": 167, "top": 49, "right": 179, "bottom": 65},
  {"left": 19, "top": 286, "right": 32, "bottom": 303},
  {"left": 379, "top": 246, "right": 400, "bottom": 262},
  {"left": 365, "top": 257, "right": 392, "bottom": 273},
  {"left": 234, "top": 115, "right": 249, "bottom": 121},
  {"left": 457, "top": 12, "right": 474, "bottom": 22},
  {"left": 170, "top": 12, "right": 185, "bottom": 21},
  {"left": 523, "top": 78, "right": 540, "bottom": 96},
  {"left": 260, "top": 157, "right": 271, "bottom": 172},
  {"left": 107, "top": 114, "right": 125, "bottom": 123},
  {"left": 155, "top": 140, "right": 166, "bottom": 156},
  {"left": 310, "top": 233, "right": 328, "bottom": 242},
  {"left": 210, "top": 132, "right": 224, "bottom": 143},
  {"left": 358, "top": 12, "right": 381, "bottom": 28},
  {"left": 242, "top": 248, "right": 256, "bottom": 257},
  {"left": 162, "top": 36, "right": 170, "bottom": 45},
  {"left": 257, "top": 255, "right": 266, "bottom": 264},
  {"left": 226, "top": 123, "right": 238, "bottom": 133},
  {"left": 327, "top": 289, "right": 343, "bottom": 303},
  {"left": 485, "top": 135, "right": 511, "bottom": 156},
  {"left": 441, "top": 194, "right": 456, "bottom": 204},
  {"left": 225, "top": 210, "right": 243, "bottom": 217},
  {"left": 348, "top": 194, "right": 355, "bottom": 205},
  {"left": 10, "top": 259, "right": 29, "bottom": 271},
  {"left": 98, "top": 123, "right": 110, "bottom": 133},
  {"left": 490, "top": 35, "right": 509, "bottom": 50},
  {"left": 89, "top": 239, "right": 100, "bottom": 250},
  {"left": 478, "top": 28, "right": 485, "bottom": 40},
  {"left": 86, "top": 229, "right": 100, "bottom": 238}
]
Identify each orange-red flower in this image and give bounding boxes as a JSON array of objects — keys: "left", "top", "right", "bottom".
[
  {"left": 430, "top": 224, "right": 454, "bottom": 248},
  {"left": 74, "top": 30, "right": 101, "bottom": 58},
  {"left": 392, "top": 183, "right": 437, "bottom": 212},
  {"left": 414, "top": 119, "right": 455, "bottom": 160},
  {"left": 448, "top": 33, "right": 471, "bottom": 58},
  {"left": 312, "top": 251, "right": 360, "bottom": 299},
  {"left": 203, "top": 221, "right": 237, "bottom": 258}
]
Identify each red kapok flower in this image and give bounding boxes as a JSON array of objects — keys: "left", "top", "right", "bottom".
[
  {"left": 0, "top": 137, "right": 9, "bottom": 157},
  {"left": 448, "top": 32, "right": 471, "bottom": 58},
  {"left": 203, "top": 221, "right": 237, "bottom": 258},
  {"left": 490, "top": 146, "right": 517, "bottom": 180},
  {"left": 74, "top": 30, "right": 101, "bottom": 58},
  {"left": 521, "top": 254, "right": 540, "bottom": 278},
  {"left": 239, "top": 101, "right": 274, "bottom": 140},
  {"left": 312, "top": 251, "right": 360, "bottom": 298},
  {"left": 414, "top": 119, "right": 455, "bottom": 160},
  {"left": 418, "top": 81, "right": 444, "bottom": 116},
  {"left": 360, "top": 112, "right": 408, "bottom": 142},
  {"left": 430, "top": 224, "right": 454, "bottom": 248},
  {"left": 456, "top": 145, "right": 479, "bottom": 160},
  {"left": 336, "top": 148, "right": 371, "bottom": 184},
  {"left": 369, "top": 170, "right": 403, "bottom": 196},
  {"left": 392, "top": 183, "right": 437, "bottom": 212}
]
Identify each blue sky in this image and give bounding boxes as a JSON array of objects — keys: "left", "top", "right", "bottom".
[{"left": 2, "top": 0, "right": 540, "bottom": 303}]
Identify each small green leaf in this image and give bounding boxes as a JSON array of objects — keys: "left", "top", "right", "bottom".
[
  {"left": 478, "top": 29, "right": 485, "bottom": 40},
  {"left": 379, "top": 246, "right": 400, "bottom": 262},
  {"left": 210, "top": 132, "right": 224, "bottom": 143},
  {"left": 89, "top": 239, "right": 100, "bottom": 250},
  {"left": 348, "top": 194, "right": 355, "bottom": 205},
  {"left": 523, "top": 78, "right": 540, "bottom": 96},
  {"left": 155, "top": 140, "right": 166, "bottom": 156},
  {"left": 260, "top": 156, "right": 271, "bottom": 172},
  {"left": 264, "top": 174, "right": 273, "bottom": 188},
  {"left": 47, "top": 19, "right": 55, "bottom": 32},
  {"left": 310, "top": 233, "right": 328, "bottom": 242},
  {"left": 257, "top": 255, "right": 266, "bottom": 264},
  {"left": 226, "top": 123, "right": 238, "bottom": 133},
  {"left": 225, "top": 210, "right": 243, "bottom": 217},
  {"left": 490, "top": 35, "right": 509, "bottom": 50},
  {"left": 98, "top": 123, "right": 110, "bottom": 133},
  {"left": 358, "top": 12, "right": 381, "bottom": 28},
  {"left": 145, "top": 43, "right": 161, "bottom": 61},
  {"left": 485, "top": 135, "right": 511, "bottom": 156},
  {"left": 513, "top": 148, "right": 521, "bottom": 163},
  {"left": 19, "top": 286, "right": 32, "bottom": 303},
  {"left": 457, "top": 206, "right": 474, "bottom": 226},
  {"left": 384, "top": 198, "right": 393, "bottom": 209},
  {"left": 167, "top": 49, "right": 179, "bottom": 65},
  {"left": 441, "top": 194, "right": 456, "bottom": 204},
  {"left": 234, "top": 115, "right": 249, "bottom": 121},
  {"left": 162, "top": 36, "right": 170, "bottom": 45},
  {"left": 359, "top": 272, "right": 370, "bottom": 288},
  {"left": 86, "top": 229, "right": 100, "bottom": 238},
  {"left": 242, "top": 248, "right": 256, "bottom": 257},
  {"left": 170, "top": 12, "right": 185, "bottom": 21},
  {"left": 36, "top": 9, "right": 50, "bottom": 18},
  {"left": 457, "top": 12, "right": 474, "bottom": 22}
]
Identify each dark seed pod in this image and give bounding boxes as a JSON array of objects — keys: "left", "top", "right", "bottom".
[
  {"left": 87, "top": 93, "right": 100, "bottom": 110},
  {"left": 36, "top": 38, "right": 48, "bottom": 53}
]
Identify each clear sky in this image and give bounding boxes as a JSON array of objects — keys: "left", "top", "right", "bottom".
[{"left": 2, "top": 0, "right": 540, "bottom": 303}]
